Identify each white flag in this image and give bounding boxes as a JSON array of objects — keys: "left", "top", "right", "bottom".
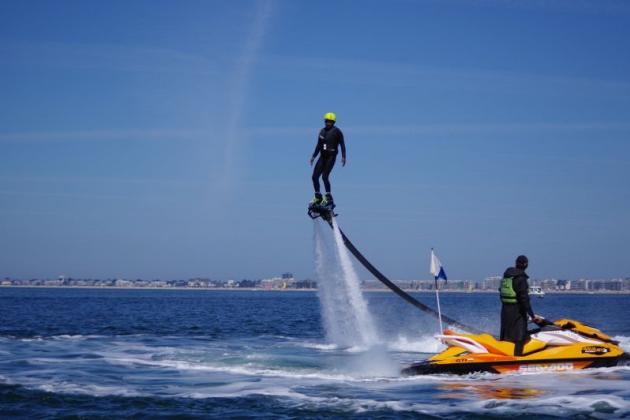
[{"left": 430, "top": 249, "right": 447, "bottom": 282}]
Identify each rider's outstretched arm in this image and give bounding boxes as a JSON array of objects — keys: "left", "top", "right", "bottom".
[{"left": 339, "top": 131, "right": 346, "bottom": 160}]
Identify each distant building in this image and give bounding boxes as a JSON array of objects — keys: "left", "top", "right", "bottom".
[
  {"left": 238, "top": 279, "right": 259, "bottom": 288},
  {"left": 260, "top": 275, "right": 294, "bottom": 289},
  {"left": 4, "top": 274, "right": 628, "bottom": 292},
  {"left": 295, "top": 279, "right": 317, "bottom": 289},
  {"left": 115, "top": 278, "right": 132, "bottom": 287},
  {"left": 556, "top": 279, "right": 570, "bottom": 290},
  {"left": 484, "top": 276, "right": 502, "bottom": 291}
]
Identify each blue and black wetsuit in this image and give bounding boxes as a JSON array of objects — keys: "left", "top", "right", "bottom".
[{"left": 311, "top": 126, "right": 346, "bottom": 194}]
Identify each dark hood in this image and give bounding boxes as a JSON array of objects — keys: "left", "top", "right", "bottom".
[{"left": 503, "top": 266, "right": 528, "bottom": 279}]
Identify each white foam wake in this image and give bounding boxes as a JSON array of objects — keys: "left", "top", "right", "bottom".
[
  {"left": 615, "top": 335, "right": 630, "bottom": 352},
  {"left": 387, "top": 335, "right": 445, "bottom": 354}
]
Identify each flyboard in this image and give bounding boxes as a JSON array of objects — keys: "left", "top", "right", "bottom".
[{"left": 308, "top": 202, "right": 479, "bottom": 333}]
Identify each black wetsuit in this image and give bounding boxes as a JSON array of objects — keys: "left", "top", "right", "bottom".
[
  {"left": 311, "top": 126, "right": 346, "bottom": 194},
  {"left": 500, "top": 267, "right": 535, "bottom": 356}
]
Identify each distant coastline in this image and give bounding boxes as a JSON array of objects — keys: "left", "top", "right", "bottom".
[{"left": 1, "top": 285, "right": 629, "bottom": 295}]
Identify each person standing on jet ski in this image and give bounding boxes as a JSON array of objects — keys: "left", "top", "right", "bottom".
[
  {"left": 499, "top": 255, "right": 544, "bottom": 356},
  {"left": 310, "top": 112, "right": 346, "bottom": 208}
]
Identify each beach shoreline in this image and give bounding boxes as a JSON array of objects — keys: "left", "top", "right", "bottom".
[{"left": 1, "top": 285, "right": 628, "bottom": 295}]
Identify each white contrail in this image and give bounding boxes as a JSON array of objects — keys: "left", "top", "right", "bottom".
[{"left": 221, "top": 0, "right": 275, "bottom": 191}]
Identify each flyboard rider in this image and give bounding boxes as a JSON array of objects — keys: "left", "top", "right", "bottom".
[{"left": 309, "top": 112, "right": 346, "bottom": 209}]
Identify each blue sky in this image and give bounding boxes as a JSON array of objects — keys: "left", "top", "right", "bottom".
[{"left": 1, "top": 0, "right": 629, "bottom": 281}]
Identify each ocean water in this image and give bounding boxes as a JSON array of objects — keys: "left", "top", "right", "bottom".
[{"left": 1, "top": 288, "right": 629, "bottom": 418}]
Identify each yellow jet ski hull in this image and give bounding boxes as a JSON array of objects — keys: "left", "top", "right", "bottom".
[{"left": 402, "top": 319, "right": 628, "bottom": 375}]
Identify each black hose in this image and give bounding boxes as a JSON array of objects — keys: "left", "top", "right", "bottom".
[{"left": 327, "top": 218, "right": 480, "bottom": 333}]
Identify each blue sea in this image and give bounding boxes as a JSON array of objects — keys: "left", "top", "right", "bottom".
[{"left": 1, "top": 288, "right": 628, "bottom": 418}]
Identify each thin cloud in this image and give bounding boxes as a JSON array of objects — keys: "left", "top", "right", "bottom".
[
  {"left": 0, "top": 189, "right": 130, "bottom": 201},
  {"left": 1, "top": 42, "right": 220, "bottom": 76},
  {"left": 247, "top": 122, "right": 630, "bottom": 137},
  {"left": 0, "top": 129, "right": 210, "bottom": 143},
  {"left": 260, "top": 54, "right": 630, "bottom": 92},
  {"left": 6, "top": 122, "right": 626, "bottom": 144},
  {"left": 418, "top": 0, "right": 630, "bottom": 15},
  {"left": 220, "top": 0, "right": 275, "bottom": 190},
  {"left": 0, "top": 174, "right": 190, "bottom": 187}
]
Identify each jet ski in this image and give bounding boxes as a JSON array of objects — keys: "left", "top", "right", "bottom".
[{"left": 402, "top": 318, "right": 629, "bottom": 375}]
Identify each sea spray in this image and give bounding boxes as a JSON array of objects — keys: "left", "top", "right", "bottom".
[
  {"left": 313, "top": 220, "right": 378, "bottom": 347},
  {"left": 313, "top": 219, "right": 399, "bottom": 377},
  {"left": 314, "top": 221, "right": 356, "bottom": 347},
  {"left": 330, "top": 217, "right": 379, "bottom": 346}
]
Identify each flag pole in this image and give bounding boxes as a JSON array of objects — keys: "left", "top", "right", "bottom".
[
  {"left": 431, "top": 248, "right": 444, "bottom": 334},
  {"left": 435, "top": 274, "right": 444, "bottom": 334}
]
